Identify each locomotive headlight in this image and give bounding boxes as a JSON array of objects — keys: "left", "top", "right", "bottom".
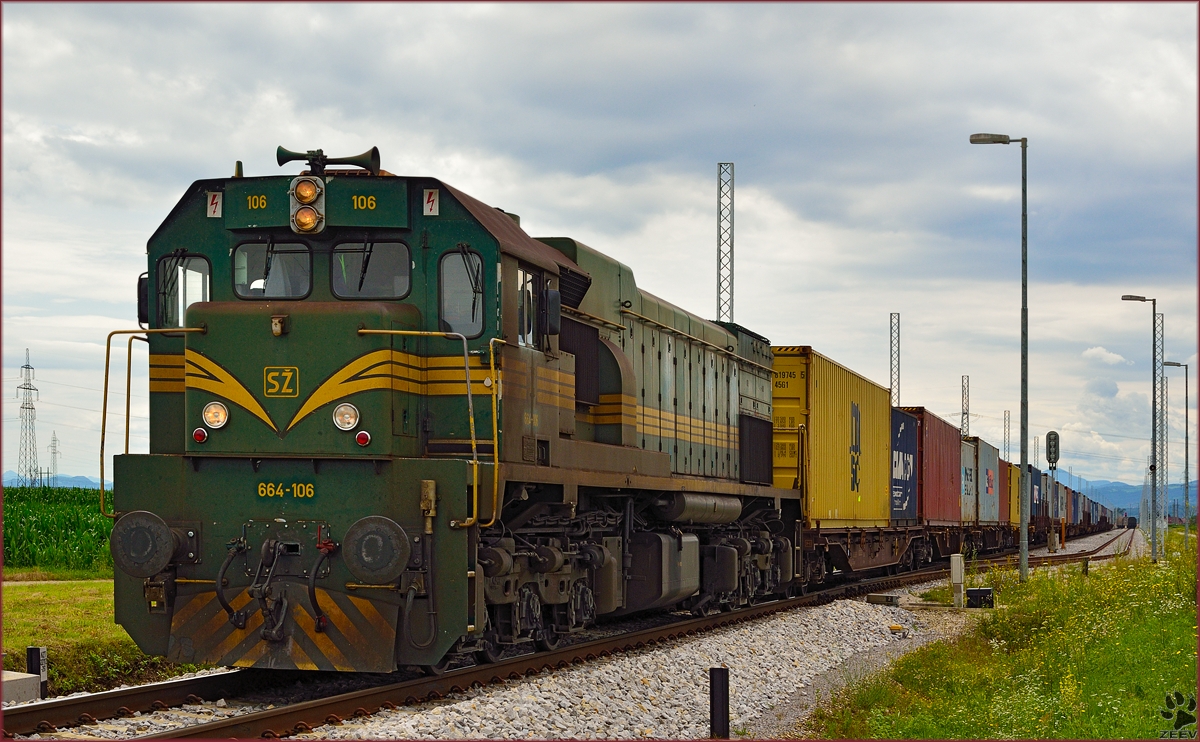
[
  {"left": 294, "top": 206, "right": 321, "bottom": 232},
  {"left": 293, "top": 178, "right": 320, "bottom": 204},
  {"left": 202, "top": 401, "right": 229, "bottom": 429},
  {"left": 333, "top": 403, "right": 360, "bottom": 431}
]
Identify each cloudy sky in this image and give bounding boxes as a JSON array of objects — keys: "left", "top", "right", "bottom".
[{"left": 3, "top": 3, "right": 1196, "bottom": 500}]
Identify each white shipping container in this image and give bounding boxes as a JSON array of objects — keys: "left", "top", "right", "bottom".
[
  {"left": 970, "top": 437, "right": 1001, "bottom": 524},
  {"left": 961, "top": 440, "right": 977, "bottom": 523}
]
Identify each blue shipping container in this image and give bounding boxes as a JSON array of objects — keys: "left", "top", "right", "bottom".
[{"left": 891, "top": 409, "right": 919, "bottom": 524}]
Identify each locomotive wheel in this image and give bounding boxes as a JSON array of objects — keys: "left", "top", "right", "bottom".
[
  {"left": 535, "top": 627, "right": 562, "bottom": 652},
  {"left": 473, "top": 634, "right": 504, "bottom": 665},
  {"left": 421, "top": 653, "right": 454, "bottom": 676}
]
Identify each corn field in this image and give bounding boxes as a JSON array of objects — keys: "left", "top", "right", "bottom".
[{"left": 3, "top": 487, "right": 114, "bottom": 571}]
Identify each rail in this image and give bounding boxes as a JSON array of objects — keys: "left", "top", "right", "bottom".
[
  {"left": 357, "top": 329, "right": 486, "bottom": 529},
  {"left": 140, "top": 567, "right": 938, "bottom": 739},
  {"left": 4, "top": 529, "right": 1129, "bottom": 738},
  {"left": 100, "top": 327, "right": 205, "bottom": 518}
]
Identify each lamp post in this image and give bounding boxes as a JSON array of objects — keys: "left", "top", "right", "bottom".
[
  {"left": 971, "top": 132, "right": 1029, "bottom": 581},
  {"left": 1165, "top": 360, "right": 1188, "bottom": 553},
  {"left": 1122, "top": 294, "right": 1158, "bottom": 562}
]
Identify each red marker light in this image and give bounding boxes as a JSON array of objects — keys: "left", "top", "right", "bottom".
[
  {"left": 193, "top": 428, "right": 208, "bottom": 443},
  {"left": 355, "top": 430, "right": 371, "bottom": 447}
]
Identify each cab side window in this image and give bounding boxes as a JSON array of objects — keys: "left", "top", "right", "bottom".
[
  {"left": 517, "top": 267, "right": 541, "bottom": 348},
  {"left": 439, "top": 249, "right": 484, "bottom": 337},
  {"left": 157, "top": 254, "right": 210, "bottom": 328}
]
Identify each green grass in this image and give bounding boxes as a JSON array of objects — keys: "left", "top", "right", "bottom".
[
  {"left": 2, "top": 581, "right": 209, "bottom": 695},
  {"left": 806, "top": 530, "right": 1197, "bottom": 739},
  {"left": 3, "top": 486, "right": 114, "bottom": 578}
]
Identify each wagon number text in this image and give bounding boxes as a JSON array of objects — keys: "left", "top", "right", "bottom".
[
  {"left": 352, "top": 195, "right": 377, "bottom": 210},
  {"left": 258, "top": 482, "right": 315, "bottom": 498},
  {"left": 246, "top": 195, "right": 268, "bottom": 210}
]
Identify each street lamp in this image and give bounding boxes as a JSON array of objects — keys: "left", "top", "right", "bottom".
[
  {"left": 1165, "top": 360, "right": 1189, "bottom": 553},
  {"left": 971, "top": 132, "right": 1029, "bottom": 581},
  {"left": 1122, "top": 294, "right": 1159, "bottom": 562}
]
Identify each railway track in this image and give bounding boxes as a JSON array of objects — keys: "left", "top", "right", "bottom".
[{"left": 4, "top": 528, "right": 1130, "bottom": 739}]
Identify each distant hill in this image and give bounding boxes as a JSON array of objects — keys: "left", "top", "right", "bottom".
[
  {"left": 2, "top": 471, "right": 111, "bottom": 489},
  {"left": 1082, "top": 479, "right": 1197, "bottom": 513}
]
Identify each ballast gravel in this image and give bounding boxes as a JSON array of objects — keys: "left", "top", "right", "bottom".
[{"left": 295, "top": 597, "right": 925, "bottom": 740}]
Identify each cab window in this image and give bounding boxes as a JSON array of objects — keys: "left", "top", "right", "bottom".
[
  {"left": 439, "top": 249, "right": 484, "bottom": 337},
  {"left": 233, "top": 242, "right": 311, "bottom": 299},
  {"left": 517, "top": 267, "right": 541, "bottom": 348},
  {"left": 157, "top": 254, "right": 210, "bottom": 328},
  {"left": 332, "top": 242, "right": 411, "bottom": 299}
]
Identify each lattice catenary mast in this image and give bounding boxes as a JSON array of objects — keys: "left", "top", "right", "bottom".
[
  {"left": 16, "top": 348, "right": 39, "bottom": 487},
  {"left": 961, "top": 375, "right": 969, "bottom": 437},
  {"left": 717, "top": 163, "right": 734, "bottom": 323},
  {"left": 890, "top": 313, "right": 900, "bottom": 406},
  {"left": 47, "top": 431, "right": 60, "bottom": 486}
]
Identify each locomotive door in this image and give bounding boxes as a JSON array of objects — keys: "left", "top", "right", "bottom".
[
  {"left": 390, "top": 320, "right": 420, "bottom": 457},
  {"left": 673, "top": 337, "right": 689, "bottom": 474},
  {"left": 703, "top": 348, "right": 716, "bottom": 476},
  {"left": 661, "top": 335, "right": 677, "bottom": 470}
]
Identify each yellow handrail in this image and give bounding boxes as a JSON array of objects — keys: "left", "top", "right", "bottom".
[
  {"left": 480, "top": 338, "right": 506, "bottom": 528},
  {"left": 125, "top": 335, "right": 148, "bottom": 454},
  {"left": 358, "top": 329, "right": 481, "bottom": 528},
  {"left": 100, "top": 327, "right": 205, "bottom": 519}
]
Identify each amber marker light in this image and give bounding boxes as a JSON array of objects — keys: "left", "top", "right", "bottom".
[
  {"left": 294, "top": 206, "right": 320, "bottom": 232},
  {"left": 202, "top": 401, "right": 229, "bottom": 428},
  {"left": 294, "top": 178, "right": 319, "bottom": 204}
]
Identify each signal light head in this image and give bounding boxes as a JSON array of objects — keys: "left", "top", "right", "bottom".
[
  {"left": 333, "top": 403, "right": 360, "bottom": 431},
  {"left": 294, "top": 178, "right": 320, "bottom": 204},
  {"left": 355, "top": 430, "right": 371, "bottom": 447},
  {"left": 193, "top": 428, "right": 208, "bottom": 443},
  {"left": 202, "top": 401, "right": 228, "bottom": 428},
  {"left": 294, "top": 206, "right": 320, "bottom": 232}
]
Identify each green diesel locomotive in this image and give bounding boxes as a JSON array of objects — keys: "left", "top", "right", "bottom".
[{"left": 106, "top": 147, "right": 800, "bottom": 673}]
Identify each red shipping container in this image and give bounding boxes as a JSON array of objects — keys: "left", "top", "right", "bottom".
[
  {"left": 999, "top": 458, "right": 1011, "bottom": 524},
  {"left": 899, "top": 407, "right": 962, "bottom": 525}
]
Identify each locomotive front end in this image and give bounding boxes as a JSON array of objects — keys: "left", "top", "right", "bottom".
[{"left": 110, "top": 150, "right": 495, "bottom": 672}]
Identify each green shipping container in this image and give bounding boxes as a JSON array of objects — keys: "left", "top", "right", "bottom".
[{"left": 771, "top": 347, "right": 891, "bottom": 528}]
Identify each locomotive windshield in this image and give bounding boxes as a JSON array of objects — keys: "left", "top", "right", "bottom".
[
  {"left": 234, "top": 242, "right": 311, "bottom": 298},
  {"left": 331, "top": 242, "right": 411, "bottom": 299},
  {"left": 439, "top": 249, "right": 484, "bottom": 337}
]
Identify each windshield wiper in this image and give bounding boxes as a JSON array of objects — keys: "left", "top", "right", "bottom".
[
  {"left": 261, "top": 237, "right": 276, "bottom": 289},
  {"left": 357, "top": 241, "right": 374, "bottom": 292},
  {"left": 458, "top": 243, "right": 483, "bottom": 321}
]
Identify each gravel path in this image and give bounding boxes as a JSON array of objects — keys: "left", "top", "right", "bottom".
[
  {"left": 747, "top": 579, "right": 979, "bottom": 739},
  {"left": 287, "top": 594, "right": 940, "bottom": 740}
]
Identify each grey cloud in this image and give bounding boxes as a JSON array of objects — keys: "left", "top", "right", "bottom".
[
  {"left": 3, "top": 3, "right": 1196, "bottom": 481},
  {"left": 1085, "top": 378, "right": 1120, "bottom": 399}
]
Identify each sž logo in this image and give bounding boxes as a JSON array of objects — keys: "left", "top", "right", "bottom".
[{"left": 1160, "top": 691, "right": 1198, "bottom": 739}]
